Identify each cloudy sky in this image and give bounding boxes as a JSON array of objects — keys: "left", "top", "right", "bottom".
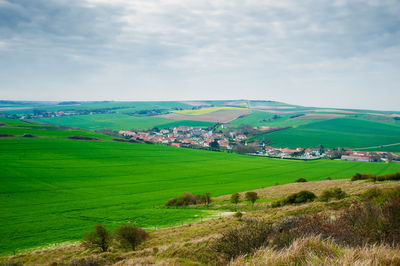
[{"left": 0, "top": 0, "right": 399, "bottom": 110}]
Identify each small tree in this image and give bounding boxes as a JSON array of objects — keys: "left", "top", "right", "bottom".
[
  {"left": 245, "top": 192, "right": 259, "bottom": 207},
  {"left": 231, "top": 193, "right": 240, "bottom": 210},
  {"left": 114, "top": 224, "right": 149, "bottom": 251},
  {"left": 82, "top": 224, "right": 111, "bottom": 252},
  {"left": 204, "top": 192, "right": 212, "bottom": 206}
]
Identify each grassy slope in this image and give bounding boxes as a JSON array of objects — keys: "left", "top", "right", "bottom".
[
  {"left": 262, "top": 117, "right": 400, "bottom": 150},
  {"left": 1, "top": 129, "right": 400, "bottom": 255},
  {"left": 2, "top": 179, "right": 400, "bottom": 265},
  {"left": 32, "top": 113, "right": 178, "bottom": 131},
  {"left": 230, "top": 111, "right": 324, "bottom": 128},
  {"left": 0, "top": 118, "right": 113, "bottom": 139}
]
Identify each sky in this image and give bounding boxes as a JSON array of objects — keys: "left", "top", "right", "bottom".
[{"left": 0, "top": 0, "right": 399, "bottom": 110}]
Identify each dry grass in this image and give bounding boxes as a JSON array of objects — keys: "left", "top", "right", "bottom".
[
  {"left": 231, "top": 235, "right": 400, "bottom": 266},
  {"left": 215, "top": 179, "right": 398, "bottom": 202}
]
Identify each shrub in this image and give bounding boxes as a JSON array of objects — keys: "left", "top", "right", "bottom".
[
  {"left": 165, "top": 192, "right": 212, "bottom": 206},
  {"left": 295, "top": 177, "right": 308, "bottom": 183},
  {"left": 114, "top": 224, "right": 149, "bottom": 251},
  {"left": 351, "top": 172, "right": 400, "bottom": 182},
  {"left": 271, "top": 201, "right": 282, "bottom": 208},
  {"left": 230, "top": 193, "right": 240, "bottom": 205},
  {"left": 319, "top": 187, "right": 347, "bottom": 202},
  {"left": 82, "top": 224, "right": 111, "bottom": 252},
  {"left": 284, "top": 190, "right": 316, "bottom": 204},
  {"left": 233, "top": 211, "right": 243, "bottom": 220},
  {"left": 212, "top": 219, "right": 273, "bottom": 259}
]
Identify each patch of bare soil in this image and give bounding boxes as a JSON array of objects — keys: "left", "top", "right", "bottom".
[{"left": 157, "top": 109, "right": 251, "bottom": 123}]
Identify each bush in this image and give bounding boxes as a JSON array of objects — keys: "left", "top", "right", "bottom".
[
  {"left": 230, "top": 193, "right": 240, "bottom": 205},
  {"left": 351, "top": 172, "right": 400, "bottom": 182},
  {"left": 82, "top": 224, "right": 111, "bottom": 252},
  {"left": 233, "top": 211, "right": 243, "bottom": 219},
  {"left": 295, "top": 177, "right": 308, "bottom": 183},
  {"left": 114, "top": 224, "right": 149, "bottom": 251},
  {"left": 284, "top": 190, "right": 316, "bottom": 204},
  {"left": 212, "top": 219, "right": 273, "bottom": 259},
  {"left": 270, "top": 201, "right": 282, "bottom": 208},
  {"left": 319, "top": 187, "right": 347, "bottom": 202},
  {"left": 165, "top": 192, "right": 212, "bottom": 207}
]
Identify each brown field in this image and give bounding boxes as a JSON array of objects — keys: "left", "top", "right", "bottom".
[
  {"left": 289, "top": 113, "right": 346, "bottom": 120},
  {"left": 157, "top": 109, "right": 251, "bottom": 123}
]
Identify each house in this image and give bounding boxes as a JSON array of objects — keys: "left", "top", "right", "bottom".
[
  {"left": 341, "top": 154, "right": 371, "bottom": 162},
  {"left": 160, "top": 129, "right": 169, "bottom": 134},
  {"left": 171, "top": 143, "right": 181, "bottom": 148},
  {"left": 221, "top": 124, "right": 231, "bottom": 129},
  {"left": 235, "top": 134, "right": 247, "bottom": 140}
]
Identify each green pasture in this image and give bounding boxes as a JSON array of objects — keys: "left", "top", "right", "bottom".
[
  {"left": 32, "top": 113, "right": 177, "bottom": 131},
  {"left": 0, "top": 118, "right": 113, "bottom": 140},
  {"left": 261, "top": 117, "right": 400, "bottom": 150},
  {"left": 2, "top": 133, "right": 400, "bottom": 255}
]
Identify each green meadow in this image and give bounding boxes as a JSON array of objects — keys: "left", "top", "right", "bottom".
[
  {"left": 262, "top": 117, "right": 400, "bottom": 151},
  {"left": 1, "top": 119, "right": 400, "bottom": 255}
]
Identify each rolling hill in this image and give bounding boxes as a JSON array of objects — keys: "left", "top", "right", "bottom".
[{"left": 1, "top": 117, "right": 400, "bottom": 255}]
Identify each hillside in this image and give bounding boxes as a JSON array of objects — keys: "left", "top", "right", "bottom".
[
  {"left": 2, "top": 178, "right": 400, "bottom": 265},
  {"left": 1, "top": 117, "right": 400, "bottom": 255}
]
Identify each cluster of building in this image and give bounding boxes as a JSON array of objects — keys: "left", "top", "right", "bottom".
[
  {"left": 119, "top": 125, "right": 398, "bottom": 163},
  {"left": 119, "top": 125, "right": 247, "bottom": 149}
]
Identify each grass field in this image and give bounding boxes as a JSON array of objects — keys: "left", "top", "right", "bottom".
[
  {"left": 171, "top": 106, "right": 247, "bottom": 115},
  {"left": 262, "top": 117, "right": 400, "bottom": 150},
  {"left": 1, "top": 121, "right": 400, "bottom": 255},
  {"left": 0, "top": 118, "right": 113, "bottom": 139}
]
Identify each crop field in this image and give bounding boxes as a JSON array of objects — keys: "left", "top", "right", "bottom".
[
  {"left": 158, "top": 109, "right": 251, "bottom": 123},
  {"left": 262, "top": 117, "right": 400, "bottom": 150},
  {"left": 2, "top": 126, "right": 400, "bottom": 255},
  {"left": 171, "top": 106, "right": 247, "bottom": 115}
]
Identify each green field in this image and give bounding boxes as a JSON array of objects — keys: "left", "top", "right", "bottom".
[
  {"left": 1, "top": 119, "right": 400, "bottom": 255},
  {"left": 262, "top": 117, "right": 400, "bottom": 150},
  {"left": 32, "top": 113, "right": 180, "bottom": 131}
]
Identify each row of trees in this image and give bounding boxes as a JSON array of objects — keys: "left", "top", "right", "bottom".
[
  {"left": 230, "top": 191, "right": 259, "bottom": 209},
  {"left": 83, "top": 224, "right": 148, "bottom": 252}
]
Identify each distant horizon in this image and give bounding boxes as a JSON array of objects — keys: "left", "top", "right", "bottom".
[{"left": 1, "top": 98, "right": 400, "bottom": 112}]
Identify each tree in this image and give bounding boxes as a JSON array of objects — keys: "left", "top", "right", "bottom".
[
  {"left": 82, "top": 224, "right": 111, "bottom": 252},
  {"left": 387, "top": 153, "right": 393, "bottom": 162},
  {"left": 209, "top": 139, "right": 219, "bottom": 150},
  {"left": 245, "top": 192, "right": 259, "bottom": 207},
  {"left": 231, "top": 193, "right": 240, "bottom": 210},
  {"left": 114, "top": 224, "right": 149, "bottom": 251},
  {"left": 204, "top": 192, "right": 212, "bottom": 206}
]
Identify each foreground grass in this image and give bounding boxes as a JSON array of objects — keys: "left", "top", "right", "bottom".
[{"left": 2, "top": 179, "right": 399, "bottom": 265}]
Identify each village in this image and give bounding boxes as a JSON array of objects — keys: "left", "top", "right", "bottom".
[{"left": 119, "top": 125, "right": 398, "bottom": 163}]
